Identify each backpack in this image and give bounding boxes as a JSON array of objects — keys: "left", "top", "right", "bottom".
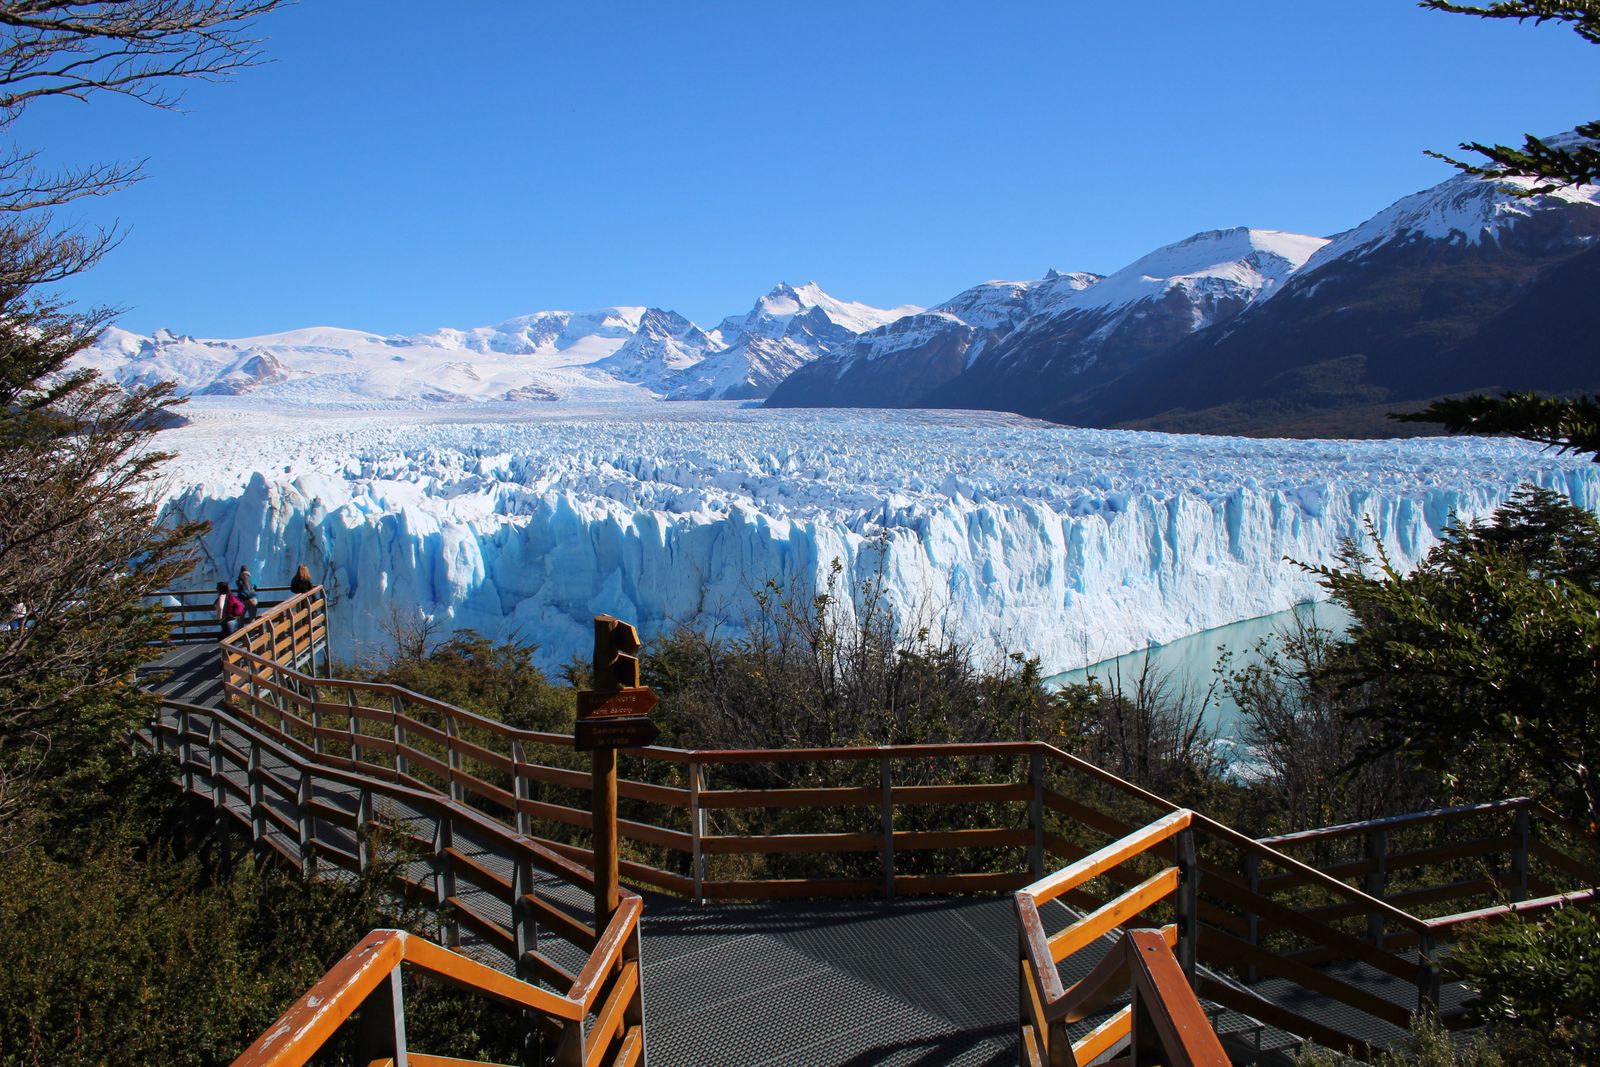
[{"left": 225, "top": 593, "right": 246, "bottom": 619}]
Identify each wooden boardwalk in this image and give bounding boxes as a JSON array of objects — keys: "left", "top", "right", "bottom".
[{"left": 139, "top": 597, "right": 1600, "bottom": 1066}]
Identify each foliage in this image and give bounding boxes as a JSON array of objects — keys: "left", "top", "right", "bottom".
[
  {"left": 1308, "top": 486, "right": 1600, "bottom": 843},
  {"left": 1419, "top": 2, "right": 1600, "bottom": 191},
  {"left": 367, "top": 629, "right": 575, "bottom": 733},
  {"left": 1225, "top": 614, "right": 1438, "bottom": 837},
  {"left": 643, "top": 560, "right": 1084, "bottom": 754},
  {"left": 1393, "top": 392, "right": 1600, "bottom": 461},
  {"left": 0, "top": 0, "right": 283, "bottom": 835},
  {"left": 1074, "top": 655, "right": 1233, "bottom": 810},
  {"left": 1450, "top": 906, "right": 1600, "bottom": 1063},
  {"left": 0, "top": 808, "right": 525, "bottom": 1067},
  {"left": 1293, "top": 1012, "right": 1511, "bottom": 1065}
]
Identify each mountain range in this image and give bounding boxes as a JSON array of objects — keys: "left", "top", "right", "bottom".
[{"left": 80, "top": 150, "right": 1600, "bottom": 437}]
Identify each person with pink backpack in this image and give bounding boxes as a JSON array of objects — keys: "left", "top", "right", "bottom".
[{"left": 215, "top": 580, "right": 246, "bottom": 639}]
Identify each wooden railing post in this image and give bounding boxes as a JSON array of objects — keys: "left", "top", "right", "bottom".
[
  {"left": 512, "top": 739, "right": 532, "bottom": 836},
  {"left": 513, "top": 856, "right": 540, "bottom": 1066},
  {"left": 554, "top": 1017, "right": 586, "bottom": 1067},
  {"left": 1417, "top": 930, "right": 1441, "bottom": 1015},
  {"left": 180, "top": 706, "right": 195, "bottom": 794},
  {"left": 434, "top": 815, "right": 459, "bottom": 947},
  {"left": 309, "top": 682, "right": 325, "bottom": 757},
  {"left": 391, "top": 694, "right": 409, "bottom": 779},
  {"left": 296, "top": 768, "right": 315, "bottom": 878},
  {"left": 688, "top": 760, "right": 707, "bottom": 904},
  {"left": 352, "top": 967, "right": 408, "bottom": 1067},
  {"left": 348, "top": 689, "right": 362, "bottom": 765},
  {"left": 208, "top": 716, "right": 224, "bottom": 812},
  {"left": 1176, "top": 827, "right": 1198, "bottom": 986},
  {"left": 879, "top": 754, "right": 896, "bottom": 900},
  {"left": 1364, "top": 829, "right": 1389, "bottom": 946},
  {"left": 1028, "top": 751, "right": 1045, "bottom": 879},
  {"left": 444, "top": 712, "right": 464, "bottom": 803},
  {"left": 624, "top": 905, "right": 648, "bottom": 1064},
  {"left": 1242, "top": 851, "right": 1260, "bottom": 983},
  {"left": 248, "top": 740, "right": 266, "bottom": 847},
  {"left": 1512, "top": 808, "right": 1532, "bottom": 902},
  {"left": 357, "top": 787, "right": 373, "bottom": 873}
]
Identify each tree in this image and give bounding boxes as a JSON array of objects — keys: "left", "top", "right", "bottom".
[
  {"left": 1393, "top": 392, "right": 1600, "bottom": 461},
  {"left": 1307, "top": 488, "right": 1600, "bottom": 845},
  {"left": 1420, "top": 1, "right": 1600, "bottom": 191},
  {"left": 0, "top": 1, "right": 284, "bottom": 833}
]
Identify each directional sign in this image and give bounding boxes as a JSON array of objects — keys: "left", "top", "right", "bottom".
[
  {"left": 575, "top": 716, "right": 660, "bottom": 752},
  {"left": 577, "top": 686, "right": 659, "bottom": 720}
]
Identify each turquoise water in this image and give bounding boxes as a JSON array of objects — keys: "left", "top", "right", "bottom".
[{"left": 1046, "top": 601, "right": 1352, "bottom": 743}]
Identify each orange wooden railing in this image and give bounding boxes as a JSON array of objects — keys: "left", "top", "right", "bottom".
[
  {"left": 158, "top": 587, "right": 1600, "bottom": 1059},
  {"left": 230, "top": 927, "right": 643, "bottom": 1067},
  {"left": 1016, "top": 809, "right": 1219, "bottom": 1065}
]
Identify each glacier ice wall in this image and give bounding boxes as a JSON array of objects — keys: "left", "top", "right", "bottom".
[{"left": 159, "top": 400, "right": 1600, "bottom": 674}]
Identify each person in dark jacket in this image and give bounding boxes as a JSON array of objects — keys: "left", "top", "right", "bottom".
[
  {"left": 235, "top": 566, "right": 259, "bottom": 622},
  {"left": 290, "top": 564, "right": 314, "bottom": 596}
]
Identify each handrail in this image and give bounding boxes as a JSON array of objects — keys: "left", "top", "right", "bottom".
[
  {"left": 232, "top": 927, "right": 644, "bottom": 1067},
  {"left": 1260, "top": 797, "right": 1536, "bottom": 847},
  {"left": 1016, "top": 810, "right": 1225, "bottom": 1065},
  {"left": 144, "top": 695, "right": 647, "bottom": 1067},
  {"left": 171, "top": 588, "right": 1600, "bottom": 1059}
]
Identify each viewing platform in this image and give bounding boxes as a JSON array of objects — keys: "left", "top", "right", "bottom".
[{"left": 139, "top": 591, "right": 1600, "bottom": 1066}]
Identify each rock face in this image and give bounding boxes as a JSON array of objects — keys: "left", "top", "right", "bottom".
[
  {"left": 768, "top": 230, "right": 1323, "bottom": 415},
  {"left": 769, "top": 159, "right": 1600, "bottom": 438},
  {"left": 1065, "top": 175, "right": 1600, "bottom": 436}
]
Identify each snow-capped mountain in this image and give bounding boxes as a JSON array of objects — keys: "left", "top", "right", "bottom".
[
  {"left": 76, "top": 283, "right": 919, "bottom": 405},
  {"left": 771, "top": 228, "right": 1321, "bottom": 412},
  {"left": 1063, "top": 169, "right": 1600, "bottom": 435},
  {"left": 662, "top": 282, "right": 921, "bottom": 400},
  {"left": 767, "top": 271, "right": 1102, "bottom": 408}
]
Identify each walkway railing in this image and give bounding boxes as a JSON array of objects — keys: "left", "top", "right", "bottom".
[
  {"left": 1016, "top": 809, "right": 1226, "bottom": 1065},
  {"left": 153, "top": 585, "right": 297, "bottom": 644},
  {"left": 156, "top": 587, "right": 1600, "bottom": 1060},
  {"left": 231, "top": 928, "right": 643, "bottom": 1067}
]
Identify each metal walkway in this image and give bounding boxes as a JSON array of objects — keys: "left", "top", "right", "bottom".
[{"left": 140, "top": 643, "right": 1308, "bottom": 1066}]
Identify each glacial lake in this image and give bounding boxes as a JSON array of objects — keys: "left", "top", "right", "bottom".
[{"left": 1047, "top": 601, "right": 1352, "bottom": 747}]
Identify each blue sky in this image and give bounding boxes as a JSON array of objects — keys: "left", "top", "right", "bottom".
[{"left": 17, "top": 1, "right": 1597, "bottom": 337}]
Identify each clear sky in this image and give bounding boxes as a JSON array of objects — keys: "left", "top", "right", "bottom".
[{"left": 16, "top": 0, "right": 1598, "bottom": 338}]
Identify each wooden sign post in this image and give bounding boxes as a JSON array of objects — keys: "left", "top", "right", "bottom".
[{"left": 576, "top": 614, "right": 657, "bottom": 925}]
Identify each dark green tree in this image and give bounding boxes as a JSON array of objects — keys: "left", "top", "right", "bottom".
[
  {"left": 1420, "top": 1, "right": 1600, "bottom": 190},
  {"left": 1393, "top": 392, "right": 1600, "bottom": 461},
  {"left": 0, "top": 1, "right": 285, "bottom": 833},
  {"left": 1308, "top": 487, "right": 1600, "bottom": 844}
]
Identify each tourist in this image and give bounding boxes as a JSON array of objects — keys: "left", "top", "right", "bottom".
[{"left": 235, "top": 566, "right": 259, "bottom": 621}]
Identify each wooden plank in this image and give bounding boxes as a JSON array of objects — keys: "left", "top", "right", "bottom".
[
  {"left": 1071, "top": 1005, "right": 1131, "bottom": 1066},
  {"left": 1124, "top": 929, "right": 1228, "bottom": 1064},
  {"left": 700, "top": 877, "right": 882, "bottom": 900},
  {"left": 1531, "top": 839, "right": 1600, "bottom": 882},
  {"left": 1050, "top": 867, "right": 1179, "bottom": 964},
  {"left": 1025, "top": 809, "right": 1191, "bottom": 907},
  {"left": 700, "top": 831, "right": 882, "bottom": 855},
  {"left": 1199, "top": 929, "right": 1412, "bottom": 1028},
  {"left": 230, "top": 930, "right": 404, "bottom": 1066},
  {"left": 1196, "top": 975, "right": 1365, "bottom": 1056},
  {"left": 1042, "top": 789, "right": 1139, "bottom": 840},
  {"left": 583, "top": 961, "right": 638, "bottom": 1067},
  {"left": 570, "top": 896, "right": 643, "bottom": 1013},
  {"left": 446, "top": 897, "right": 513, "bottom": 950},
  {"left": 444, "top": 847, "right": 513, "bottom": 895},
  {"left": 521, "top": 892, "right": 598, "bottom": 953},
  {"left": 609, "top": 1026, "right": 644, "bottom": 1067},
  {"left": 698, "top": 785, "right": 879, "bottom": 810},
  {"left": 894, "top": 827, "right": 1033, "bottom": 851},
  {"left": 1385, "top": 835, "right": 1518, "bottom": 872},
  {"left": 1201, "top": 872, "right": 1422, "bottom": 985},
  {"left": 450, "top": 734, "right": 515, "bottom": 775},
  {"left": 894, "top": 782, "right": 1031, "bottom": 806},
  {"left": 894, "top": 872, "right": 1033, "bottom": 895},
  {"left": 401, "top": 934, "right": 581, "bottom": 1020},
  {"left": 1262, "top": 796, "right": 1533, "bottom": 847}
]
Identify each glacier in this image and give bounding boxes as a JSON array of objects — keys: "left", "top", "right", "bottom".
[{"left": 158, "top": 399, "right": 1600, "bottom": 675}]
